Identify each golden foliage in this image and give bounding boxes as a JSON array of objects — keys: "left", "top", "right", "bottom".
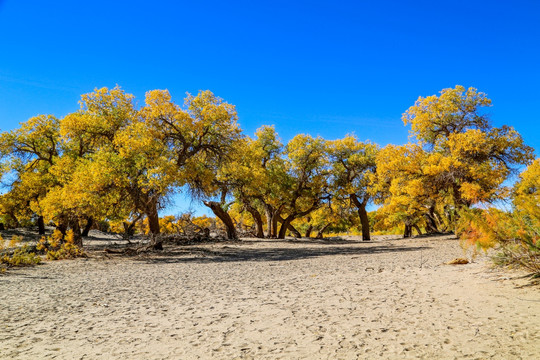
[
  {"left": 457, "top": 206, "right": 540, "bottom": 274},
  {"left": 37, "top": 230, "right": 86, "bottom": 260}
]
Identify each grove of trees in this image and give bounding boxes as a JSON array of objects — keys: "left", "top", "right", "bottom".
[{"left": 0, "top": 85, "right": 537, "bottom": 263}]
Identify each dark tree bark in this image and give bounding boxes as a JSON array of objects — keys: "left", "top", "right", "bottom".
[
  {"left": 70, "top": 217, "right": 83, "bottom": 247},
  {"left": 271, "top": 214, "right": 280, "bottom": 238},
  {"left": 122, "top": 214, "right": 143, "bottom": 240},
  {"left": 264, "top": 204, "right": 281, "bottom": 238},
  {"left": 403, "top": 223, "right": 412, "bottom": 238},
  {"left": 288, "top": 223, "right": 301, "bottom": 238},
  {"left": 350, "top": 194, "right": 371, "bottom": 241},
  {"left": 277, "top": 215, "right": 294, "bottom": 239},
  {"left": 81, "top": 217, "right": 93, "bottom": 237},
  {"left": 424, "top": 214, "right": 439, "bottom": 233},
  {"left": 243, "top": 201, "right": 264, "bottom": 238},
  {"left": 305, "top": 225, "right": 313, "bottom": 238},
  {"left": 277, "top": 200, "right": 320, "bottom": 239},
  {"left": 57, "top": 222, "right": 67, "bottom": 237},
  {"left": 146, "top": 198, "right": 162, "bottom": 250},
  {"left": 204, "top": 201, "right": 238, "bottom": 240},
  {"left": 358, "top": 206, "right": 371, "bottom": 241},
  {"left": 123, "top": 221, "right": 136, "bottom": 238},
  {"left": 315, "top": 224, "right": 331, "bottom": 239},
  {"left": 423, "top": 204, "right": 439, "bottom": 234},
  {"left": 37, "top": 216, "right": 45, "bottom": 235},
  {"left": 413, "top": 224, "right": 423, "bottom": 236},
  {"left": 277, "top": 215, "right": 301, "bottom": 238},
  {"left": 265, "top": 206, "right": 273, "bottom": 237}
]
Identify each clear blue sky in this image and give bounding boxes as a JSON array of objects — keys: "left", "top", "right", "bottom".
[{"left": 1, "top": 0, "right": 539, "bottom": 215}]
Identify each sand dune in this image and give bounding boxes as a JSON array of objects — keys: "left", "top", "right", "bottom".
[{"left": 1, "top": 234, "right": 538, "bottom": 359}]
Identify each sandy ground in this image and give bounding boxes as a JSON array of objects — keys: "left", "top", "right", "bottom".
[{"left": 1, "top": 233, "right": 539, "bottom": 360}]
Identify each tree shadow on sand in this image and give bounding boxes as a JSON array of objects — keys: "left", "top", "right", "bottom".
[{"left": 133, "top": 239, "right": 431, "bottom": 264}]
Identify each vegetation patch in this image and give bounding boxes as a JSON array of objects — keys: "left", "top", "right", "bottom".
[
  {"left": 0, "top": 235, "right": 41, "bottom": 273},
  {"left": 37, "top": 230, "right": 86, "bottom": 260}
]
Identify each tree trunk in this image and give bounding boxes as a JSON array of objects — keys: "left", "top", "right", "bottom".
[
  {"left": 351, "top": 194, "right": 371, "bottom": 241},
  {"left": 403, "top": 224, "right": 412, "bottom": 238},
  {"left": 271, "top": 212, "right": 280, "bottom": 238},
  {"left": 81, "top": 217, "right": 93, "bottom": 237},
  {"left": 413, "top": 224, "right": 422, "bottom": 236},
  {"left": 288, "top": 223, "right": 301, "bottom": 238},
  {"left": 205, "top": 201, "right": 238, "bottom": 240},
  {"left": 265, "top": 207, "right": 273, "bottom": 238},
  {"left": 123, "top": 221, "right": 135, "bottom": 239},
  {"left": 452, "top": 185, "right": 472, "bottom": 210},
  {"left": 424, "top": 214, "right": 439, "bottom": 233},
  {"left": 277, "top": 215, "right": 294, "bottom": 239},
  {"left": 37, "top": 216, "right": 45, "bottom": 235},
  {"left": 264, "top": 204, "right": 281, "bottom": 238},
  {"left": 305, "top": 225, "right": 313, "bottom": 238},
  {"left": 263, "top": 204, "right": 284, "bottom": 238},
  {"left": 424, "top": 205, "right": 439, "bottom": 233},
  {"left": 70, "top": 217, "right": 83, "bottom": 247},
  {"left": 277, "top": 215, "right": 301, "bottom": 238},
  {"left": 57, "top": 222, "right": 67, "bottom": 237},
  {"left": 146, "top": 199, "right": 162, "bottom": 250},
  {"left": 8, "top": 212, "right": 20, "bottom": 228},
  {"left": 315, "top": 224, "right": 331, "bottom": 239},
  {"left": 357, "top": 205, "right": 371, "bottom": 241},
  {"left": 244, "top": 202, "right": 264, "bottom": 238},
  {"left": 432, "top": 209, "right": 445, "bottom": 232}
]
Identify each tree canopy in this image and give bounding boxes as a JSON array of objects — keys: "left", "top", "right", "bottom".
[{"left": 0, "top": 85, "right": 536, "bottom": 249}]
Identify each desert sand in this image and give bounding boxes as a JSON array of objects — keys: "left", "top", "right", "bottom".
[{"left": 1, "top": 233, "right": 539, "bottom": 359}]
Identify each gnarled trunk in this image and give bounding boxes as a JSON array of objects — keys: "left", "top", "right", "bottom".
[
  {"left": 358, "top": 206, "right": 371, "bottom": 241},
  {"left": 37, "top": 216, "right": 45, "bottom": 235},
  {"left": 205, "top": 201, "right": 237, "bottom": 240},
  {"left": 264, "top": 204, "right": 281, "bottom": 238},
  {"left": 146, "top": 198, "right": 162, "bottom": 250},
  {"left": 265, "top": 207, "right": 274, "bottom": 238},
  {"left": 351, "top": 194, "right": 371, "bottom": 241},
  {"left": 277, "top": 215, "right": 301, "bottom": 238},
  {"left": 272, "top": 215, "right": 280, "bottom": 238},
  {"left": 81, "top": 217, "right": 93, "bottom": 237},
  {"left": 277, "top": 215, "right": 294, "bottom": 239},
  {"left": 123, "top": 221, "right": 136, "bottom": 238},
  {"left": 424, "top": 205, "right": 439, "bottom": 234},
  {"left": 403, "top": 223, "right": 412, "bottom": 238},
  {"left": 57, "top": 222, "right": 67, "bottom": 237},
  {"left": 305, "top": 225, "right": 313, "bottom": 238},
  {"left": 315, "top": 223, "right": 331, "bottom": 239},
  {"left": 244, "top": 201, "right": 264, "bottom": 238},
  {"left": 288, "top": 223, "right": 301, "bottom": 238},
  {"left": 122, "top": 214, "right": 142, "bottom": 240},
  {"left": 70, "top": 217, "right": 83, "bottom": 247}
]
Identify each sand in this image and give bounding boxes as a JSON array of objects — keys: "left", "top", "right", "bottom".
[{"left": 1, "top": 234, "right": 539, "bottom": 359}]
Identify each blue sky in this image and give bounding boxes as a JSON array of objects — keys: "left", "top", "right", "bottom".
[{"left": 1, "top": 0, "right": 539, "bottom": 215}]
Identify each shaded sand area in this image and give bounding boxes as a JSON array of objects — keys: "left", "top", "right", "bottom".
[{"left": 1, "top": 234, "right": 539, "bottom": 359}]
